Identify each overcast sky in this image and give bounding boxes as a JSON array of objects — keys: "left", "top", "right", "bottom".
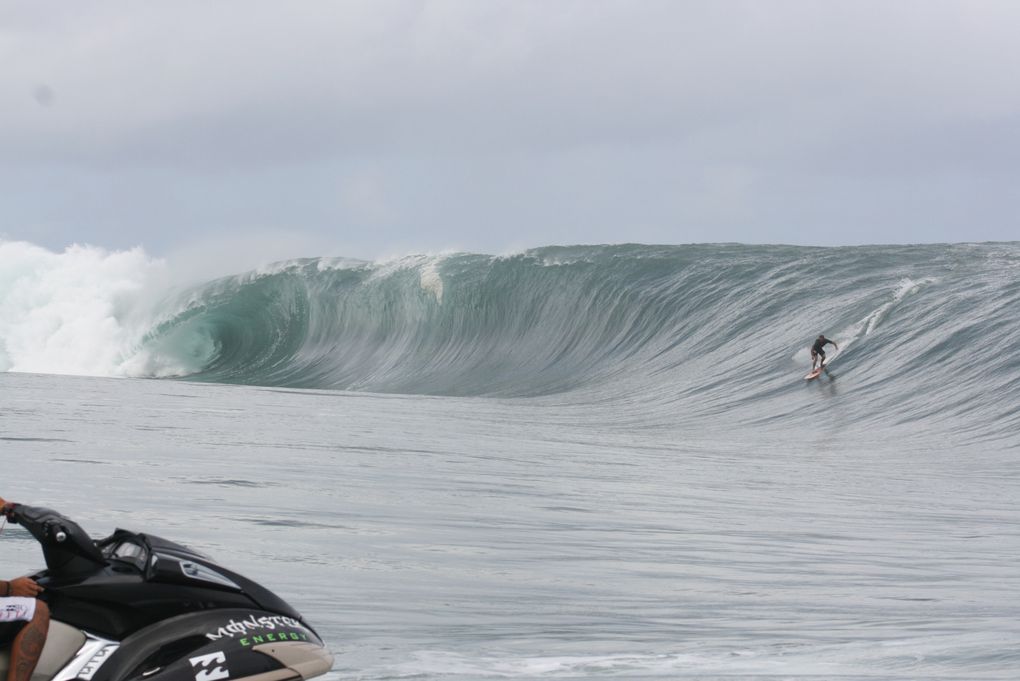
[{"left": 1, "top": 0, "right": 1017, "bottom": 262}]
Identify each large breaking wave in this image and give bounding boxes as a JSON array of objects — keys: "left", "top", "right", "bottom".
[{"left": 3, "top": 240, "right": 1018, "bottom": 442}]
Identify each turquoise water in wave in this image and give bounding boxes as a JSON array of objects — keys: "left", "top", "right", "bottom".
[{"left": 2, "top": 242, "right": 1020, "bottom": 679}]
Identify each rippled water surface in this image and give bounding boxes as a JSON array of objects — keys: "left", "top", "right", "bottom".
[{"left": 3, "top": 370, "right": 1018, "bottom": 680}]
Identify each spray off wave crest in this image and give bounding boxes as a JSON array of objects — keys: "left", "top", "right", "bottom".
[
  {"left": 0, "top": 240, "right": 168, "bottom": 376},
  {"left": 3, "top": 240, "right": 1019, "bottom": 442}
]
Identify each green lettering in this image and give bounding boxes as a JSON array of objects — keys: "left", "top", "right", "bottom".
[{"left": 240, "top": 639, "right": 250, "bottom": 647}]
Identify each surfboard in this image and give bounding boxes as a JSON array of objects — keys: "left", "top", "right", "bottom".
[{"left": 804, "top": 364, "right": 825, "bottom": 380}]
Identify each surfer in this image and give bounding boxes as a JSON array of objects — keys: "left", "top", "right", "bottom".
[
  {"left": 811, "top": 334, "right": 838, "bottom": 371},
  {"left": 0, "top": 496, "right": 50, "bottom": 681}
]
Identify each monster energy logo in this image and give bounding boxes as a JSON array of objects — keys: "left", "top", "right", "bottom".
[
  {"left": 206, "top": 615, "right": 302, "bottom": 641},
  {"left": 238, "top": 631, "right": 311, "bottom": 647}
]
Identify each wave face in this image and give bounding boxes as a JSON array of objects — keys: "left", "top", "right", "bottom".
[{"left": 3, "top": 241, "right": 1019, "bottom": 440}]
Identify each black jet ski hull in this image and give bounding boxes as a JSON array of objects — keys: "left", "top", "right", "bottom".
[{"left": 1, "top": 611, "right": 333, "bottom": 681}]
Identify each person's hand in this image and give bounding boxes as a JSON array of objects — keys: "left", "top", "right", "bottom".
[{"left": 8, "top": 577, "right": 43, "bottom": 597}]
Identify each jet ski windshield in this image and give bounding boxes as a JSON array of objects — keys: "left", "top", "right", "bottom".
[{"left": 102, "top": 537, "right": 149, "bottom": 571}]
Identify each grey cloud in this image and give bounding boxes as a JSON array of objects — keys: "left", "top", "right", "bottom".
[{"left": 1, "top": 0, "right": 1019, "bottom": 255}]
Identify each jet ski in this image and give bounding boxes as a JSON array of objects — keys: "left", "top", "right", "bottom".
[{"left": 0, "top": 504, "right": 333, "bottom": 681}]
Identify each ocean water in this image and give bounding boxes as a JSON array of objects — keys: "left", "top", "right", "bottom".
[{"left": 2, "top": 241, "right": 1019, "bottom": 680}]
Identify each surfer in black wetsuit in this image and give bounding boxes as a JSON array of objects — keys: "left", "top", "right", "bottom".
[{"left": 811, "top": 334, "right": 838, "bottom": 371}]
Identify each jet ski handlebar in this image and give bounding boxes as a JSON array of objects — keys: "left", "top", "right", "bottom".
[{"left": 4, "top": 504, "right": 107, "bottom": 576}]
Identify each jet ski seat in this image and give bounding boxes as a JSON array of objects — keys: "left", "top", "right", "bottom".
[{"left": 0, "top": 622, "right": 86, "bottom": 681}]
